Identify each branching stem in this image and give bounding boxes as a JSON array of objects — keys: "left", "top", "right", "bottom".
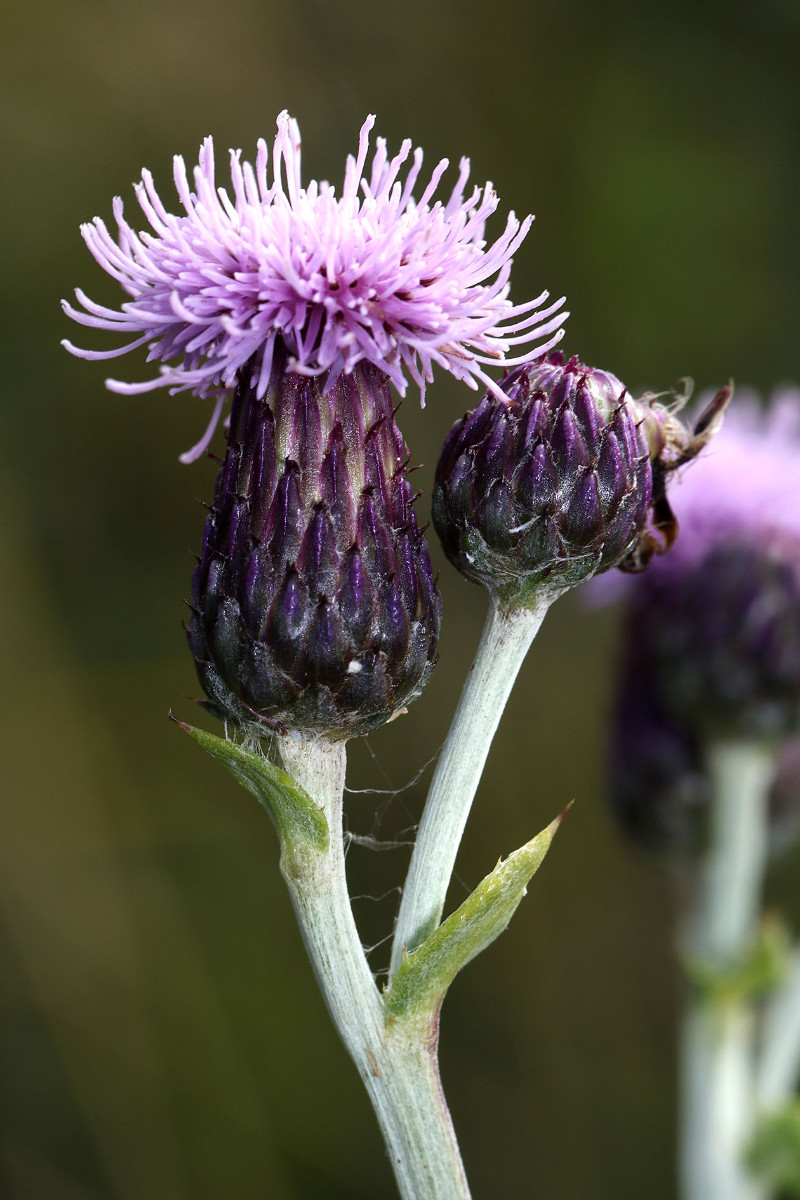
[{"left": 390, "top": 594, "right": 554, "bottom": 977}]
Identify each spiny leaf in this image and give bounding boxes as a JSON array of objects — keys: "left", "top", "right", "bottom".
[
  {"left": 385, "top": 807, "right": 568, "bottom": 1023},
  {"left": 171, "top": 717, "right": 328, "bottom": 851}
]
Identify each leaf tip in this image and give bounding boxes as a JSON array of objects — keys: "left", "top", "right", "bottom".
[
  {"left": 168, "top": 710, "right": 193, "bottom": 734},
  {"left": 548, "top": 799, "right": 574, "bottom": 836}
]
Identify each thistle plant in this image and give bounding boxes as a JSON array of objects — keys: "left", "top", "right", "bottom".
[
  {"left": 64, "top": 111, "right": 722, "bottom": 1198},
  {"left": 393, "top": 357, "right": 730, "bottom": 971},
  {"left": 601, "top": 392, "right": 800, "bottom": 1200}
]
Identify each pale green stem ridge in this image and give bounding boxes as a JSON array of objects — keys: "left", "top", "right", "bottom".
[
  {"left": 277, "top": 736, "right": 471, "bottom": 1200},
  {"left": 390, "top": 593, "right": 554, "bottom": 978},
  {"left": 680, "top": 740, "right": 776, "bottom": 1200}
]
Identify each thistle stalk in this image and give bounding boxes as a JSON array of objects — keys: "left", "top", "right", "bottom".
[
  {"left": 64, "top": 109, "right": 573, "bottom": 1200},
  {"left": 277, "top": 737, "right": 470, "bottom": 1200},
  {"left": 391, "top": 595, "right": 552, "bottom": 972}
]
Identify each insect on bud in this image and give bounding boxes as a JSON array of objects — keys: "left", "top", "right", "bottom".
[{"left": 432, "top": 352, "right": 729, "bottom": 608}]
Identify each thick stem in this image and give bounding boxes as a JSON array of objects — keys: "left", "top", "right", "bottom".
[
  {"left": 390, "top": 594, "right": 553, "bottom": 976},
  {"left": 277, "top": 736, "right": 471, "bottom": 1200},
  {"left": 680, "top": 1003, "right": 761, "bottom": 1200},
  {"left": 692, "top": 742, "right": 774, "bottom": 963},
  {"left": 679, "top": 740, "right": 776, "bottom": 1200}
]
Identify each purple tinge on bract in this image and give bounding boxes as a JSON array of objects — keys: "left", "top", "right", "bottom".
[
  {"left": 188, "top": 350, "right": 441, "bottom": 739},
  {"left": 431, "top": 352, "right": 728, "bottom": 607},
  {"left": 62, "top": 112, "right": 567, "bottom": 461}
]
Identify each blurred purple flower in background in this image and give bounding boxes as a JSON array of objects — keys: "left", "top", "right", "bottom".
[
  {"left": 649, "top": 390, "right": 800, "bottom": 572},
  {"left": 602, "top": 389, "right": 800, "bottom": 850},
  {"left": 62, "top": 111, "right": 566, "bottom": 461}
]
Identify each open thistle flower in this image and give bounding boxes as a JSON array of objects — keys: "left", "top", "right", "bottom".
[
  {"left": 62, "top": 111, "right": 567, "bottom": 463},
  {"left": 432, "top": 352, "right": 730, "bottom": 607},
  {"left": 614, "top": 391, "right": 800, "bottom": 740},
  {"left": 64, "top": 114, "right": 565, "bottom": 737}
]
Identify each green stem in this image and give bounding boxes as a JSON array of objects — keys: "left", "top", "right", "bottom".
[
  {"left": 277, "top": 736, "right": 471, "bottom": 1200},
  {"left": 390, "top": 593, "right": 554, "bottom": 977},
  {"left": 679, "top": 739, "right": 776, "bottom": 1200}
]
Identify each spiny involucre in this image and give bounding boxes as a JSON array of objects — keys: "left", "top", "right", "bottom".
[
  {"left": 63, "top": 112, "right": 567, "bottom": 461},
  {"left": 433, "top": 353, "right": 731, "bottom": 607},
  {"left": 189, "top": 350, "right": 442, "bottom": 738}
]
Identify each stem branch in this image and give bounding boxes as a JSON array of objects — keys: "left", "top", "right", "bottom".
[{"left": 390, "top": 595, "right": 553, "bottom": 976}]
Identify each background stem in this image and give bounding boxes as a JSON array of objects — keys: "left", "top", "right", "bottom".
[
  {"left": 390, "top": 594, "right": 553, "bottom": 976},
  {"left": 679, "top": 740, "right": 776, "bottom": 1200},
  {"left": 758, "top": 947, "right": 800, "bottom": 1110}
]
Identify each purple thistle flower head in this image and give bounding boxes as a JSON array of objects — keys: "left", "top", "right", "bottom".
[
  {"left": 188, "top": 351, "right": 442, "bottom": 739},
  {"left": 600, "top": 389, "right": 800, "bottom": 739},
  {"left": 432, "top": 353, "right": 729, "bottom": 608},
  {"left": 62, "top": 112, "right": 567, "bottom": 461},
  {"left": 645, "top": 389, "right": 800, "bottom": 572}
]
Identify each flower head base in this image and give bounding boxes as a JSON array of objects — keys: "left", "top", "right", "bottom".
[
  {"left": 431, "top": 353, "right": 729, "bottom": 608},
  {"left": 63, "top": 113, "right": 567, "bottom": 460},
  {"left": 189, "top": 351, "right": 441, "bottom": 739}
]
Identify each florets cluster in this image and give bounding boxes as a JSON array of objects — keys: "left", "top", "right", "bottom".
[
  {"left": 63, "top": 112, "right": 566, "bottom": 460},
  {"left": 644, "top": 390, "right": 800, "bottom": 571}
]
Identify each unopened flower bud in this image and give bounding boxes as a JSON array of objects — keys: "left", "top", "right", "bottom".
[
  {"left": 189, "top": 352, "right": 441, "bottom": 738},
  {"left": 432, "top": 352, "right": 729, "bottom": 607}
]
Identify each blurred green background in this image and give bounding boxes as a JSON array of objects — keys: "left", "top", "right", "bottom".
[{"left": 2, "top": 0, "right": 800, "bottom": 1196}]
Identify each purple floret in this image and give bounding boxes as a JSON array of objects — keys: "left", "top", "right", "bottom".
[
  {"left": 650, "top": 388, "right": 800, "bottom": 569},
  {"left": 63, "top": 112, "right": 567, "bottom": 461}
]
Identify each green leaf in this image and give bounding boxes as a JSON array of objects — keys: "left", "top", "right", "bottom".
[
  {"left": 747, "top": 1101, "right": 800, "bottom": 1196},
  {"left": 172, "top": 717, "right": 328, "bottom": 851},
  {"left": 385, "top": 808, "right": 567, "bottom": 1024}
]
